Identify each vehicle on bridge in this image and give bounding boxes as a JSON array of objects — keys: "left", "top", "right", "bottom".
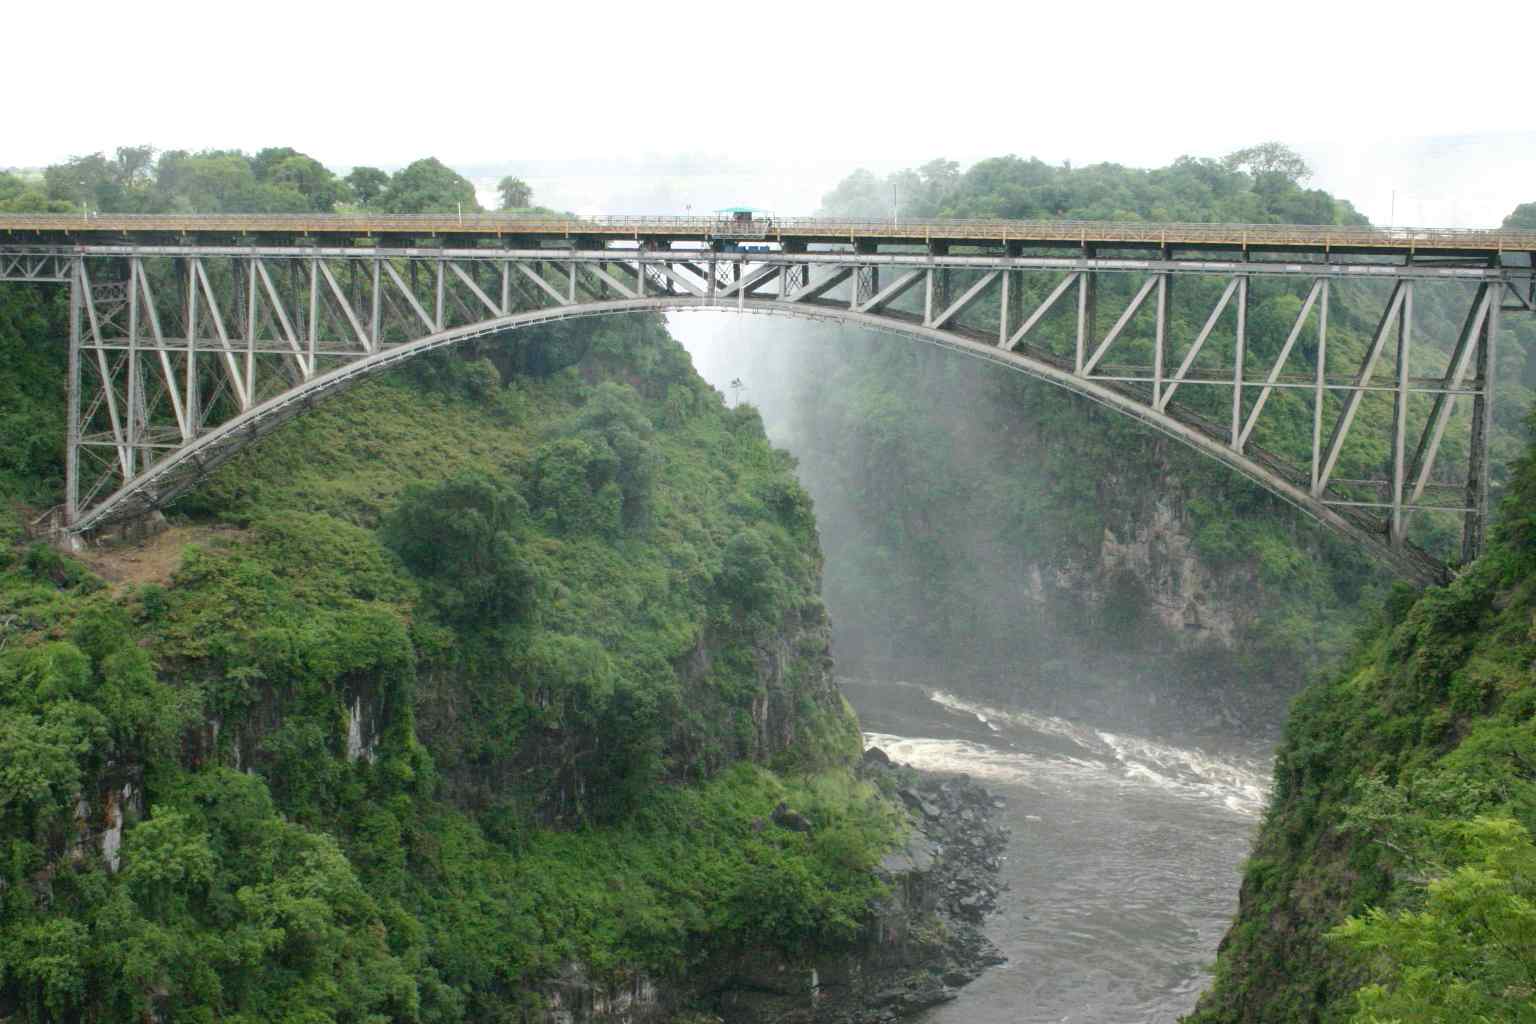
[{"left": 712, "top": 206, "right": 774, "bottom": 250}]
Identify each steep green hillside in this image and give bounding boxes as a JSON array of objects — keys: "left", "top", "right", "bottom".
[
  {"left": 1187, "top": 407, "right": 1536, "bottom": 1023},
  {"left": 0, "top": 152, "right": 902, "bottom": 1017}
]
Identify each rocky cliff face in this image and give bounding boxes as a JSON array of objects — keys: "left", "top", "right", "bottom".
[
  {"left": 412, "top": 594, "right": 851, "bottom": 827},
  {"left": 1089, "top": 490, "right": 1241, "bottom": 649}
]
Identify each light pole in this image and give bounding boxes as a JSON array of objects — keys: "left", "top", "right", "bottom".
[
  {"left": 892, "top": 182, "right": 899, "bottom": 229},
  {"left": 79, "top": 180, "right": 87, "bottom": 223}
]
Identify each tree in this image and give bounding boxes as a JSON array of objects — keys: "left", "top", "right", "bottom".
[
  {"left": 1331, "top": 817, "right": 1536, "bottom": 1024},
  {"left": 1222, "top": 141, "right": 1312, "bottom": 184},
  {"left": 379, "top": 157, "right": 480, "bottom": 214},
  {"left": 44, "top": 153, "right": 118, "bottom": 211},
  {"left": 497, "top": 175, "right": 532, "bottom": 210},
  {"left": 111, "top": 146, "right": 156, "bottom": 193},
  {"left": 149, "top": 150, "right": 310, "bottom": 213},
  {"left": 0, "top": 172, "right": 67, "bottom": 213},
  {"left": 255, "top": 149, "right": 347, "bottom": 211},
  {"left": 819, "top": 169, "right": 887, "bottom": 218},
  {"left": 1505, "top": 202, "right": 1536, "bottom": 230},
  {"left": 381, "top": 472, "right": 542, "bottom": 626},
  {"left": 345, "top": 166, "right": 390, "bottom": 207}
]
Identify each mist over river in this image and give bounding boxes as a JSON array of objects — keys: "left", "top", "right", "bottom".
[{"left": 839, "top": 678, "right": 1271, "bottom": 1024}]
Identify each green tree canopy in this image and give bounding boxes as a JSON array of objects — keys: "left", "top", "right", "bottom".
[
  {"left": 43, "top": 146, "right": 155, "bottom": 212},
  {"left": 497, "top": 175, "right": 532, "bottom": 209},
  {"left": 380, "top": 157, "right": 480, "bottom": 214},
  {"left": 1505, "top": 202, "right": 1536, "bottom": 230},
  {"left": 252, "top": 148, "right": 347, "bottom": 211},
  {"left": 381, "top": 472, "right": 541, "bottom": 627},
  {"left": 821, "top": 143, "right": 1363, "bottom": 226},
  {"left": 0, "top": 173, "right": 68, "bottom": 213},
  {"left": 1222, "top": 141, "right": 1313, "bottom": 183},
  {"left": 344, "top": 165, "right": 390, "bottom": 207}
]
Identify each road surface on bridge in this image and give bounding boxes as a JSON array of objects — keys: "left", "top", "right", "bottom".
[{"left": 3, "top": 213, "right": 1536, "bottom": 259}]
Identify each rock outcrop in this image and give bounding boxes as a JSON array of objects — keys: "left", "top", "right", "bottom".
[{"left": 530, "top": 745, "right": 1008, "bottom": 1024}]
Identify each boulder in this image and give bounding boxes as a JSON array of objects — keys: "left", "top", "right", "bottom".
[{"left": 770, "top": 801, "right": 812, "bottom": 832}]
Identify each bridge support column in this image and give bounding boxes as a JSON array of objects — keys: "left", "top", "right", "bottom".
[
  {"left": 64, "top": 257, "right": 82, "bottom": 525},
  {"left": 1310, "top": 280, "right": 1330, "bottom": 492},
  {"left": 1076, "top": 249, "right": 1097, "bottom": 373},
  {"left": 125, "top": 260, "right": 140, "bottom": 478},
  {"left": 853, "top": 266, "right": 878, "bottom": 309},
  {"left": 780, "top": 264, "right": 806, "bottom": 300},
  {"left": 1462, "top": 283, "right": 1501, "bottom": 563},
  {"left": 999, "top": 270, "right": 1024, "bottom": 347},
  {"left": 1152, "top": 271, "right": 1168, "bottom": 407},
  {"left": 924, "top": 244, "right": 951, "bottom": 326},
  {"left": 1389, "top": 282, "right": 1414, "bottom": 545},
  {"left": 434, "top": 260, "right": 446, "bottom": 331},
  {"left": 1230, "top": 275, "right": 1248, "bottom": 448}
]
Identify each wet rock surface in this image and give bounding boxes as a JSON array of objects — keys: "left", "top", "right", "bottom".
[{"left": 821, "top": 746, "right": 1010, "bottom": 1021}]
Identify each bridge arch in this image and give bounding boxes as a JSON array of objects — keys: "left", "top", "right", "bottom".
[{"left": 72, "top": 294, "right": 1440, "bottom": 583}]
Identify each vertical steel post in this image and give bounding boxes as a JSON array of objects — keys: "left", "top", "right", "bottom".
[
  {"left": 308, "top": 258, "right": 320, "bottom": 368},
  {"left": 1076, "top": 258, "right": 1096, "bottom": 374},
  {"left": 998, "top": 270, "right": 1011, "bottom": 346},
  {"left": 371, "top": 258, "right": 383, "bottom": 346},
  {"left": 1231, "top": 275, "right": 1248, "bottom": 447},
  {"left": 1462, "top": 282, "right": 1501, "bottom": 563},
  {"left": 925, "top": 241, "right": 950, "bottom": 327},
  {"left": 434, "top": 259, "right": 445, "bottom": 331},
  {"left": 1389, "top": 282, "right": 1414, "bottom": 544},
  {"left": 185, "top": 259, "right": 199, "bottom": 431},
  {"left": 245, "top": 257, "right": 257, "bottom": 405},
  {"left": 126, "top": 260, "right": 140, "bottom": 477},
  {"left": 1311, "top": 279, "right": 1329, "bottom": 491},
  {"left": 65, "top": 257, "right": 83, "bottom": 525},
  {"left": 499, "top": 260, "right": 510, "bottom": 315},
  {"left": 1153, "top": 273, "right": 1168, "bottom": 407},
  {"left": 852, "top": 266, "right": 876, "bottom": 310}
]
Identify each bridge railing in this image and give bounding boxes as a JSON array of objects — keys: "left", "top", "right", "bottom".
[{"left": 3, "top": 213, "right": 1536, "bottom": 254}]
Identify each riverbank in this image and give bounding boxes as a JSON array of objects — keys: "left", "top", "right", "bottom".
[
  {"left": 844, "top": 678, "right": 1267, "bottom": 1023},
  {"left": 769, "top": 746, "right": 1010, "bottom": 1023},
  {"left": 533, "top": 748, "right": 1009, "bottom": 1023}
]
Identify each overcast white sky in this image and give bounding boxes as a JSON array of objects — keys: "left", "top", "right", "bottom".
[{"left": 9, "top": 0, "right": 1534, "bottom": 226}]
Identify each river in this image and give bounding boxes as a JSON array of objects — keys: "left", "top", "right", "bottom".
[{"left": 839, "top": 678, "right": 1271, "bottom": 1024}]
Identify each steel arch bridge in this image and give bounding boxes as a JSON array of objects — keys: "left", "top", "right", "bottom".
[{"left": 3, "top": 214, "right": 1534, "bottom": 584}]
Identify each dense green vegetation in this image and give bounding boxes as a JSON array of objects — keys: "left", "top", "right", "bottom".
[
  {"left": 0, "top": 146, "right": 494, "bottom": 215},
  {"left": 707, "top": 147, "right": 1533, "bottom": 730},
  {"left": 824, "top": 144, "right": 1366, "bottom": 225},
  {"left": 1188, "top": 404, "right": 1536, "bottom": 1023},
  {"left": 0, "top": 147, "right": 896, "bottom": 1021}
]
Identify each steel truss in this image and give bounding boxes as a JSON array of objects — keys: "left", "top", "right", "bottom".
[{"left": 4, "top": 243, "right": 1526, "bottom": 583}]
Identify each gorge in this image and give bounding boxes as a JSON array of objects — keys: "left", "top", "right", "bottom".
[{"left": 1, "top": 145, "right": 1534, "bottom": 1024}]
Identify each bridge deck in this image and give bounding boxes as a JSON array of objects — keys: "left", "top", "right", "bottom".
[{"left": 4, "top": 214, "right": 1536, "bottom": 258}]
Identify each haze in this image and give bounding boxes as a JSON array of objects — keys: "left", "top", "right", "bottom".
[{"left": 10, "top": 0, "right": 1535, "bottom": 228}]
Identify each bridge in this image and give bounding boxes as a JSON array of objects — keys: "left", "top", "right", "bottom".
[{"left": 3, "top": 213, "right": 1534, "bottom": 583}]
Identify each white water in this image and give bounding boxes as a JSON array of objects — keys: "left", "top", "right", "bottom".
[
  {"left": 843, "top": 680, "right": 1270, "bottom": 1024},
  {"left": 883, "top": 691, "right": 1271, "bottom": 819}
]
